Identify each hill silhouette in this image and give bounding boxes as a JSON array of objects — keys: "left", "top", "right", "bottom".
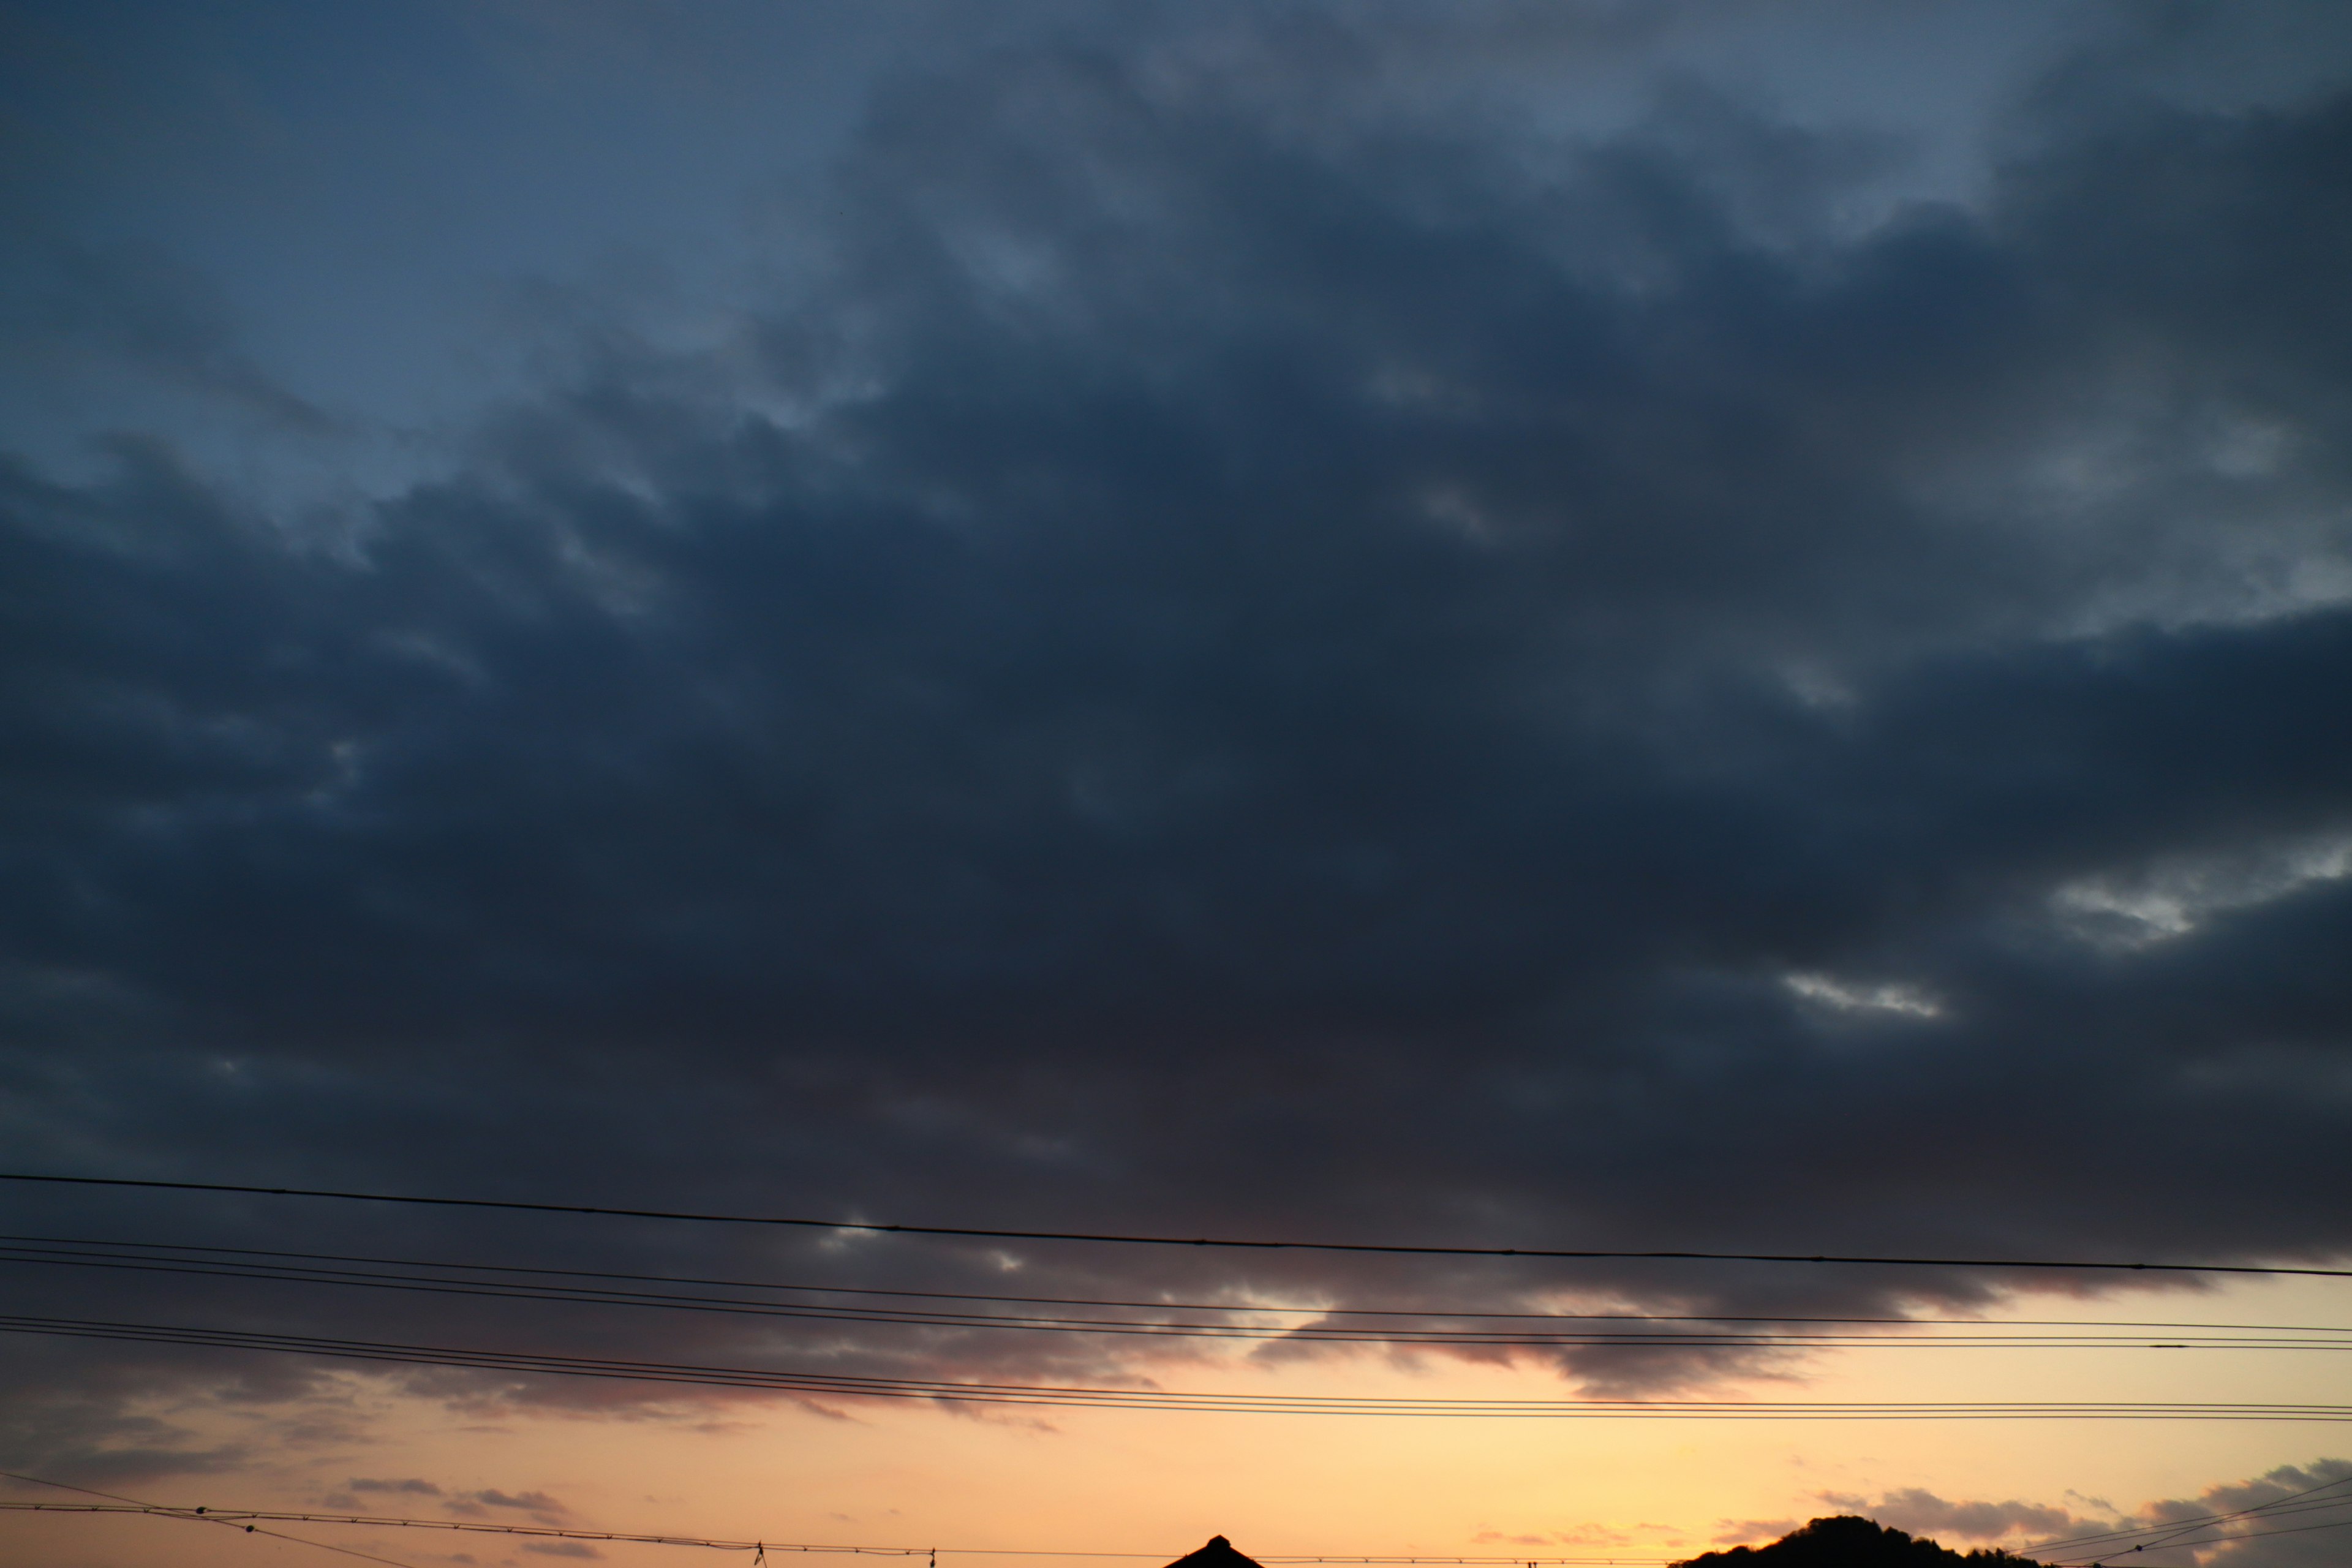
[
  {"left": 1163, "top": 1519, "right": 2048, "bottom": 1568},
  {"left": 1673, "top": 1516, "right": 2049, "bottom": 1567}
]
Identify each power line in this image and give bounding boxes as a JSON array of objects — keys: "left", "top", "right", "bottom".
[
  {"left": 7, "top": 1171, "right": 2350, "bottom": 1279},
  {"left": 6, "top": 1240, "right": 2346, "bottom": 1351},
  {"left": 0, "top": 1501, "right": 903, "bottom": 1558},
  {"left": 7, "top": 1313, "right": 2350, "bottom": 1419},
  {"left": 0, "top": 1504, "right": 1678, "bottom": 1565},
  {"left": 15, "top": 1233, "right": 2346, "bottom": 1335},
  {"left": 2026, "top": 1469, "right": 2352, "bottom": 1562},
  {"left": 14, "top": 1491, "right": 2351, "bottom": 1567},
  {"left": 2027, "top": 1468, "right": 2352, "bottom": 1551},
  {"left": 0, "top": 1469, "right": 412, "bottom": 1566},
  {"left": 2037, "top": 1497, "right": 2352, "bottom": 1559},
  {"left": 2046, "top": 1513, "right": 2352, "bottom": 1563}
]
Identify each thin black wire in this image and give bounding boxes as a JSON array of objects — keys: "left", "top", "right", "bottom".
[
  {"left": 17, "top": 1496, "right": 2349, "bottom": 1567},
  {"left": 13, "top": 1232, "right": 2346, "bottom": 1335},
  {"left": 0, "top": 1468, "right": 412, "bottom": 1566},
  {"left": 0, "top": 1504, "right": 1678, "bottom": 1565},
  {"left": 2048, "top": 1496, "right": 2352, "bottom": 1560},
  {"left": 9, "top": 1172, "right": 2350, "bottom": 1279},
  {"left": 8, "top": 1243, "right": 2343, "bottom": 1351},
  {"left": 0, "top": 1501, "right": 893, "bottom": 1558},
  {"left": 2033, "top": 1500, "right": 2352, "bottom": 1557},
  {"left": 7, "top": 1313, "right": 2350, "bottom": 1419},
  {"left": 2032, "top": 1493, "right": 2352, "bottom": 1557},
  {"left": 2045, "top": 1512, "right": 2352, "bottom": 1563},
  {"left": 2022, "top": 1466, "right": 2352, "bottom": 1551},
  {"left": 2026, "top": 1469, "right": 2352, "bottom": 1555}
]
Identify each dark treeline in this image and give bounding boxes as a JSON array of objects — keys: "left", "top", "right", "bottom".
[
  {"left": 1181, "top": 1518, "right": 2048, "bottom": 1568},
  {"left": 1675, "top": 1516, "right": 2049, "bottom": 1567}
]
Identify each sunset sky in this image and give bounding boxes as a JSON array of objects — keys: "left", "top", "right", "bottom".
[{"left": 4, "top": 3, "right": 2351, "bottom": 1566}]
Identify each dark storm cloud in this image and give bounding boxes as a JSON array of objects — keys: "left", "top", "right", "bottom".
[
  {"left": 0, "top": 1384, "right": 248, "bottom": 1489},
  {"left": 15, "top": 247, "right": 343, "bottom": 434},
  {"left": 3, "top": 9, "right": 2351, "bottom": 1463}
]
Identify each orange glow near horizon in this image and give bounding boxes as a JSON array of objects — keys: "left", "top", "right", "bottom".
[{"left": 7, "top": 1274, "right": 2348, "bottom": 1568}]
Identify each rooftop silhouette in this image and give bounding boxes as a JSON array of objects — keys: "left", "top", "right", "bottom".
[{"left": 1166, "top": 1537, "right": 1267, "bottom": 1568}]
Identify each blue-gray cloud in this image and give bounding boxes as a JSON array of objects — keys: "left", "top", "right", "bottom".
[{"left": 1, "top": 0, "right": 2349, "bottom": 1474}]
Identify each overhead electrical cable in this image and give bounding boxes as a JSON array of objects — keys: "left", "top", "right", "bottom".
[
  {"left": 4, "top": 1240, "right": 2345, "bottom": 1351},
  {"left": 0, "top": 1468, "right": 411, "bottom": 1566},
  {"left": 2045, "top": 1513, "right": 2352, "bottom": 1563},
  {"left": 2038, "top": 1494, "right": 2352, "bottom": 1555},
  {"left": 14, "top": 1491, "right": 2351, "bottom": 1566},
  {"left": 12, "top": 1233, "right": 2345, "bottom": 1335},
  {"left": 2025, "top": 1469, "right": 2352, "bottom": 1561},
  {"left": 0, "top": 1501, "right": 917, "bottom": 1559},
  {"left": 5, "top": 1313, "right": 2350, "bottom": 1419},
  {"left": 2026, "top": 1468, "right": 2352, "bottom": 1551},
  {"left": 0, "top": 1502, "right": 1677, "bottom": 1564},
  {"left": 7, "top": 1172, "right": 2350, "bottom": 1278}
]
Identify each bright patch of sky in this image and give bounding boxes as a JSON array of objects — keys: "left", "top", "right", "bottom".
[{"left": 2054, "top": 827, "right": 2352, "bottom": 948}]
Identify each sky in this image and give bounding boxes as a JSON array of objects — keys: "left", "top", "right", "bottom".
[{"left": 4, "top": 1, "right": 2352, "bottom": 1564}]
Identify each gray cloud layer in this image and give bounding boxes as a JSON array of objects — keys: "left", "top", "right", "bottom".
[
  {"left": 2, "top": 0, "right": 2350, "bottom": 1482},
  {"left": 1822, "top": 1458, "right": 2352, "bottom": 1565}
]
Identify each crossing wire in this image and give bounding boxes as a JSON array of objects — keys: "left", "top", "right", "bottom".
[
  {"left": 0, "top": 1469, "right": 412, "bottom": 1566},
  {"left": 7, "top": 1171, "right": 2351, "bottom": 1279},
  {"left": 2025, "top": 1468, "right": 2352, "bottom": 1562},
  {"left": 23, "top": 1493, "right": 2350, "bottom": 1566},
  {"left": 0, "top": 1506, "right": 1689, "bottom": 1564},
  {"left": 2045, "top": 1513, "right": 2352, "bottom": 1563},
  {"left": 11, "top": 1495, "right": 2345, "bottom": 1567},
  {"left": 12, "top": 1233, "right": 2350, "bottom": 1337},
  {"left": 6, "top": 1313, "right": 2351, "bottom": 1419},
  {"left": 7, "top": 1239, "right": 2346, "bottom": 1351}
]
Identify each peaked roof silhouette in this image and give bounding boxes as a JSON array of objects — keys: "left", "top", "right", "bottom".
[{"left": 1166, "top": 1537, "right": 1266, "bottom": 1568}]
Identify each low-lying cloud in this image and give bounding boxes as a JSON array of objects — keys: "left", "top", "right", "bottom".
[
  {"left": 1814, "top": 1488, "right": 2087, "bottom": 1544},
  {"left": 1821, "top": 1457, "right": 2352, "bottom": 1565}
]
